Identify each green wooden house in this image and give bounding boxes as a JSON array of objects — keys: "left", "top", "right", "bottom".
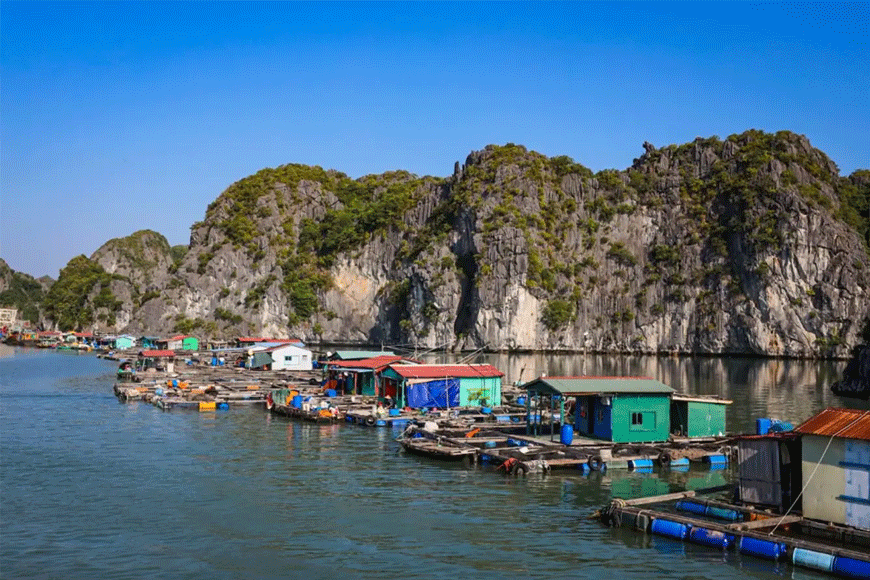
[
  {"left": 325, "top": 355, "right": 419, "bottom": 396},
  {"left": 670, "top": 395, "right": 730, "bottom": 438},
  {"left": 381, "top": 364, "right": 504, "bottom": 409},
  {"left": 521, "top": 376, "right": 674, "bottom": 443}
]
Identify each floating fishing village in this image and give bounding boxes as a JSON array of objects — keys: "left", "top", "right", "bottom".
[{"left": 3, "top": 327, "right": 858, "bottom": 579}]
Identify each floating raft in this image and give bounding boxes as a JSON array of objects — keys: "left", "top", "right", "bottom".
[{"left": 599, "top": 488, "right": 870, "bottom": 579}]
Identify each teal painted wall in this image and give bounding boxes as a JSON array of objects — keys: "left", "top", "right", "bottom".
[
  {"left": 182, "top": 337, "right": 199, "bottom": 350},
  {"left": 115, "top": 337, "right": 133, "bottom": 349},
  {"left": 459, "top": 376, "right": 501, "bottom": 406},
  {"left": 611, "top": 395, "right": 670, "bottom": 443},
  {"left": 361, "top": 373, "right": 376, "bottom": 396},
  {"left": 670, "top": 401, "right": 727, "bottom": 437},
  {"left": 687, "top": 401, "right": 727, "bottom": 437}
]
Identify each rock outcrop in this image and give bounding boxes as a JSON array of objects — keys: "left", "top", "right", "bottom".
[
  {"left": 832, "top": 345, "right": 870, "bottom": 398},
  {"left": 38, "top": 131, "right": 870, "bottom": 357}
]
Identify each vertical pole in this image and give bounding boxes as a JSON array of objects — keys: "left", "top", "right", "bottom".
[{"left": 525, "top": 389, "right": 531, "bottom": 436}]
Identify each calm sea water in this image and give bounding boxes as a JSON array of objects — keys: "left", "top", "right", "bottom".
[{"left": 2, "top": 347, "right": 867, "bottom": 580}]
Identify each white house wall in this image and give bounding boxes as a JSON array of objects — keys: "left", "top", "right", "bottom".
[
  {"left": 267, "top": 346, "right": 312, "bottom": 371},
  {"left": 844, "top": 439, "right": 870, "bottom": 530},
  {"left": 801, "top": 435, "right": 846, "bottom": 526}
]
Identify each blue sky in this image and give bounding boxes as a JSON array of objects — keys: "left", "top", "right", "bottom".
[{"left": 2, "top": 1, "right": 867, "bottom": 279}]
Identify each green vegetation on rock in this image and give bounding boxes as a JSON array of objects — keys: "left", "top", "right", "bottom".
[{"left": 44, "top": 256, "right": 122, "bottom": 330}]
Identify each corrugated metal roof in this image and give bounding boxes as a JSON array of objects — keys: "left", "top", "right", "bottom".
[
  {"left": 388, "top": 364, "right": 504, "bottom": 379},
  {"left": 327, "top": 355, "right": 417, "bottom": 370},
  {"left": 139, "top": 350, "right": 176, "bottom": 358},
  {"left": 521, "top": 376, "right": 674, "bottom": 395},
  {"left": 793, "top": 407, "right": 870, "bottom": 441},
  {"left": 331, "top": 350, "right": 396, "bottom": 360}
]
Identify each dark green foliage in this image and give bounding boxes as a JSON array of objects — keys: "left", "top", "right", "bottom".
[
  {"left": 214, "top": 307, "right": 243, "bottom": 324},
  {"left": 138, "top": 290, "right": 160, "bottom": 307},
  {"left": 170, "top": 245, "right": 188, "bottom": 265},
  {"left": 606, "top": 242, "right": 637, "bottom": 266},
  {"left": 97, "top": 230, "right": 172, "bottom": 271},
  {"left": 542, "top": 299, "right": 575, "bottom": 330},
  {"left": 650, "top": 245, "right": 680, "bottom": 265},
  {"left": 0, "top": 264, "right": 44, "bottom": 323},
  {"left": 837, "top": 171, "right": 870, "bottom": 249},
  {"left": 549, "top": 155, "right": 593, "bottom": 179},
  {"left": 44, "top": 255, "right": 121, "bottom": 330},
  {"left": 244, "top": 275, "right": 275, "bottom": 309}
]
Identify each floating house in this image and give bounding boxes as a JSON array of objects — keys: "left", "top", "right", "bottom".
[
  {"left": 325, "top": 355, "right": 419, "bottom": 396},
  {"left": 381, "top": 364, "right": 503, "bottom": 409},
  {"left": 157, "top": 335, "right": 199, "bottom": 351},
  {"left": 249, "top": 343, "right": 313, "bottom": 371},
  {"left": 235, "top": 337, "right": 303, "bottom": 348},
  {"left": 139, "top": 336, "right": 160, "bottom": 349},
  {"left": 114, "top": 335, "right": 135, "bottom": 350},
  {"left": 670, "top": 395, "right": 731, "bottom": 438},
  {"left": 38, "top": 331, "right": 63, "bottom": 347},
  {"left": 736, "top": 431, "right": 802, "bottom": 513},
  {"left": 793, "top": 407, "right": 870, "bottom": 531},
  {"left": 136, "top": 349, "right": 176, "bottom": 373},
  {"left": 521, "top": 376, "right": 674, "bottom": 443},
  {"left": 328, "top": 350, "right": 396, "bottom": 361}
]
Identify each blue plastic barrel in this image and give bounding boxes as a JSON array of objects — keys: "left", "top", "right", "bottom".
[
  {"left": 704, "top": 454, "right": 729, "bottom": 464},
  {"left": 650, "top": 518, "right": 689, "bottom": 540},
  {"left": 675, "top": 500, "right": 708, "bottom": 516},
  {"left": 560, "top": 424, "right": 574, "bottom": 445},
  {"left": 516, "top": 396, "right": 526, "bottom": 406},
  {"left": 629, "top": 458, "right": 654, "bottom": 469},
  {"left": 771, "top": 421, "right": 793, "bottom": 432},
  {"left": 832, "top": 555, "right": 870, "bottom": 578},
  {"left": 756, "top": 417, "right": 772, "bottom": 435},
  {"left": 481, "top": 406, "right": 492, "bottom": 414},
  {"left": 670, "top": 457, "right": 690, "bottom": 467},
  {"left": 792, "top": 548, "right": 834, "bottom": 572},
  {"left": 325, "top": 389, "right": 337, "bottom": 397},
  {"left": 172, "top": 379, "right": 178, "bottom": 387},
  {"left": 291, "top": 395, "right": 302, "bottom": 408},
  {"left": 217, "top": 402, "right": 230, "bottom": 410},
  {"left": 388, "top": 408, "right": 401, "bottom": 416},
  {"left": 705, "top": 506, "right": 741, "bottom": 522},
  {"left": 739, "top": 536, "right": 786, "bottom": 560},
  {"left": 375, "top": 419, "right": 387, "bottom": 426},
  {"left": 578, "top": 462, "right": 590, "bottom": 474},
  {"left": 689, "top": 527, "right": 732, "bottom": 549}
]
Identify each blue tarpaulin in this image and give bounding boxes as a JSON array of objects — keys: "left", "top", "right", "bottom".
[{"left": 406, "top": 378, "right": 460, "bottom": 409}]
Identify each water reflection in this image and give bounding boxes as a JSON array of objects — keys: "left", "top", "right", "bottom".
[{"left": 426, "top": 352, "right": 868, "bottom": 431}]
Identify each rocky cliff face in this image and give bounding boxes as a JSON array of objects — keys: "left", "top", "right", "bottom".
[{"left": 45, "top": 131, "right": 870, "bottom": 357}]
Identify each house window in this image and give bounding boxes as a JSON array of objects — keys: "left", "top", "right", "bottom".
[
  {"left": 630, "top": 411, "right": 656, "bottom": 431},
  {"left": 284, "top": 355, "right": 295, "bottom": 363}
]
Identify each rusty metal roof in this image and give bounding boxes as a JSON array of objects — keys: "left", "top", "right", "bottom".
[
  {"left": 327, "top": 355, "right": 418, "bottom": 370},
  {"left": 138, "top": 349, "right": 176, "bottom": 358},
  {"left": 793, "top": 407, "right": 870, "bottom": 441},
  {"left": 387, "top": 364, "right": 504, "bottom": 379}
]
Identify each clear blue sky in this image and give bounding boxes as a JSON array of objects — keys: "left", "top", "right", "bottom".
[{"left": 2, "top": 1, "right": 867, "bottom": 279}]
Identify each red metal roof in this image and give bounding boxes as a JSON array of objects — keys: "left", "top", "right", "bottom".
[
  {"left": 793, "top": 407, "right": 870, "bottom": 441},
  {"left": 237, "top": 337, "right": 297, "bottom": 343},
  {"left": 138, "top": 350, "right": 176, "bottom": 358},
  {"left": 328, "top": 355, "right": 418, "bottom": 370},
  {"left": 387, "top": 364, "right": 504, "bottom": 379},
  {"left": 169, "top": 335, "right": 190, "bottom": 340}
]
